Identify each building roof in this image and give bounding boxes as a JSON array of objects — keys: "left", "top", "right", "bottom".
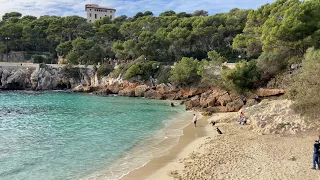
[{"left": 85, "top": 4, "right": 116, "bottom": 11}]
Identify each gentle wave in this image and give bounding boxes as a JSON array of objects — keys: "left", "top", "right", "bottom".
[{"left": 84, "top": 111, "right": 191, "bottom": 180}]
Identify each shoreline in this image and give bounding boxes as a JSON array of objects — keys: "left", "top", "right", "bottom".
[{"left": 121, "top": 114, "right": 214, "bottom": 180}]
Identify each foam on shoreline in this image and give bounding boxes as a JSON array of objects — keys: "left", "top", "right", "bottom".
[{"left": 84, "top": 107, "right": 196, "bottom": 180}]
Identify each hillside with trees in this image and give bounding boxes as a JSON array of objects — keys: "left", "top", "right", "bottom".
[{"left": 1, "top": 0, "right": 320, "bottom": 114}]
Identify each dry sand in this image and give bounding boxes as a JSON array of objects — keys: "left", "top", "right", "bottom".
[{"left": 122, "top": 112, "right": 320, "bottom": 180}]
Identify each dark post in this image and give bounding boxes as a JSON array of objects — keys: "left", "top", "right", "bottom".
[{"left": 5, "top": 37, "right": 10, "bottom": 62}]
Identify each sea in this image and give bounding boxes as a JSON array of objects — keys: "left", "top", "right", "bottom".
[{"left": 0, "top": 91, "right": 191, "bottom": 180}]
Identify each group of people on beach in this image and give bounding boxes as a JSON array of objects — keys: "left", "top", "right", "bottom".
[{"left": 237, "top": 111, "right": 247, "bottom": 125}]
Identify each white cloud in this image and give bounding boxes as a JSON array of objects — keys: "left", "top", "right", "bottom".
[{"left": 0, "top": 0, "right": 275, "bottom": 19}]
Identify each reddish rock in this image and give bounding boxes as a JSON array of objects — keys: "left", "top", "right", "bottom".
[
  {"left": 245, "top": 99, "right": 259, "bottom": 107},
  {"left": 144, "top": 89, "right": 164, "bottom": 100},
  {"left": 212, "top": 89, "right": 228, "bottom": 97},
  {"left": 256, "top": 88, "right": 285, "bottom": 97},
  {"left": 93, "top": 89, "right": 112, "bottom": 96},
  {"left": 204, "top": 106, "right": 228, "bottom": 115},
  {"left": 180, "top": 88, "right": 207, "bottom": 98},
  {"left": 226, "top": 99, "right": 244, "bottom": 112},
  {"left": 217, "top": 93, "right": 232, "bottom": 106},
  {"left": 135, "top": 85, "right": 149, "bottom": 97},
  {"left": 185, "top": 95, "right": 200, "bottom": 110},
  {"left": 244, "top": 92, "right": 259, "bottom": 100},
  {"left": 106, "top": 84, "right": 121, "bottom": 94},
  {"left": 156, "top": 83, "right": 175, "bottom": 92},
  {"left": 229, "top": 92, "right": 241, "bottom": 101},
  {"left": 118, "top": 88, "right": 135, "bottom": 97},
  {"left": 200, "top": 91, "right": 216, "bottom": 108}
]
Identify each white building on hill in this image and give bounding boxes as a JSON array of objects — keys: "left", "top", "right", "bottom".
[{"left": 85, "top": 4, "right": 116, "bottom": 23}]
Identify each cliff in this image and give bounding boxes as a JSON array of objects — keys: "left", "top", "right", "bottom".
[{"left": 0, "top": 65, "right": 98, "bottom": 90}]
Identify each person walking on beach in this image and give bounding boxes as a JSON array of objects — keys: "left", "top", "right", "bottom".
[
  {"left": 312, "top": 140, "right": 320, "bottom": 170},
  {"left": 193, "top": 114, "right": 197, "bottom": 127}
]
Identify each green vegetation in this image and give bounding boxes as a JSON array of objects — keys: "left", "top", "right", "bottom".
[
  {"left": 123, "top": 61, "right": 160, "bottom": 81},
  {"left": 288, "top": 48, "right": 320, "bottom": 118},
  {"left": 97, "top": 63, "right": 114, "bottom": 78},
  {"left": 2, "top": 0, "right": 320, "bottom": 95},
  {"left": 0, "top": 8, "right": 249, "bottom": 65},
  {"left": 169, "top": 57, "right": 200, "bottom": 86},
  {"left": 222, "top": 61, "right": 260, "bottom": 93}
]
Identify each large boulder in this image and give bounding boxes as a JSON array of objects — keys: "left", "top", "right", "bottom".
[
  {"left": 200, "top": 91, "right": 216, "bottom": 108},
  {"left": 144, "top": 89, "right": 164, "bottom": 100},
  {"left": 135, "top": 85, "right": 150, "bottom": 97},
  {"left": 256, "top": 88, "right": 285, "bottom": 97},
  {"left": 217, "top": 93, "right": 232, "bottom": 106},
  {"left": 156, "top": 83, "right": 175, "bottom": 93},
  {"left": 185, "top": 95, "right": 200, "bottom": 110},
  {"left": 93, "top": 89, "right": 112, "bottom": 96},
  {"left": 106, "top": 85, "right": 121, "bottom": 94},
  {"left": 1, "top": 69, "right": 31, "bottom": 90},
  {"left": 118, "top": 88, "right": 135, "bottom": 97},
  {"left": 180, "top": 88, "right": 207, "bottom": 98},
  {"left": 203, "top": 106, "right": 228, "bottom": 115},
  {"left": 226, "top": 99, "right": 244, "bottom": 112},
  {"left": 245, "top": 99, "right": 259, "bottom": 107}
]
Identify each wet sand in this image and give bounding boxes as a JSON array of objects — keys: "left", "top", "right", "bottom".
[
  {"left": 122, "top": 112, "right": 320, "bottom": 180},
  {"left": 121, "top": 114, "right": 211, "bottom": 180}
]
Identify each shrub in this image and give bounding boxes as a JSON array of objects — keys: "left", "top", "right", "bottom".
[
  {"left": 33, "top": 55, "right": 45, "bottom": 63},
  {"left": 61, "top": 64, "right": 81, "bottom": 79},
  {"left": 155, "top": 65, "right": 171, "bottom": 84},
  {"left": 169, "top": 57, "right": 200, "bottom": 86},
  {"left": 97, "top": 63, "right": 114, "bottom": 78},
  {"left": 197, "top": 59, "right": 222, "bottom": 86},
  {"left": 207, "top": 50, "right": 227, "bottom": 64},
  {"left": 123, "top": 64, "right": 143, "bottom": 79},
  {"left": 256, "top": 52, "right": 288, "bottom": 84},
  {"left": 289, "top": 48, "right": 320, "bottom": 119},
  {"left": 221, "top": 60, "right": 260, "bottom": 93},
  {"left": 123, "top": 61, "right": 160, "bottom": 81}
]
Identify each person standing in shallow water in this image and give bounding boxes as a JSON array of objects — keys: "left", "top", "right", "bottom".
[
  {"left": 193, "top": 114, "right": 197, "bottom": 127},
  {"left": 312, "top": 140, "right": 320, "bottom": 170}
]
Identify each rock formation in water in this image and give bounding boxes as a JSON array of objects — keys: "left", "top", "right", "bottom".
[{"left": 0, "top": 65, "right": 98, "bottom": 90}]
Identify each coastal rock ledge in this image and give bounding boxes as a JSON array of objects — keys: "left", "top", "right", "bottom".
[{"left": 0, "top": 65, "right": 286, "bottom": 113}]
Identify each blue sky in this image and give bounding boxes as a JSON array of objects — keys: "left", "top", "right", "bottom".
[{"left": 0, "top": 0, "right": 276, "bottom": 18}]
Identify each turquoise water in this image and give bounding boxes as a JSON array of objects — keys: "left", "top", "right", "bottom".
[{"left": 0, "top": 91, "right": 187, "bottom": 180}]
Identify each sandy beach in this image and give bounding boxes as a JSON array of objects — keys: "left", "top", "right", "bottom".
[{"left": 122, "top": 106, "right": 320, "bottom": 180}]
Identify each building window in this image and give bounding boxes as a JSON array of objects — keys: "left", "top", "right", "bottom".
[
  {"left": 89, "top": 13, "right": 91, "bottom": 17},
  {"left": 105, "top": 15, "right": 107, "bottom": 16},
  {"left": 90, "top": 9, "right": 91, "bottom": 11},
  {"left": 89, "top": 20, "right": 91, "bottom": 22},
  {"left": 110, "top": 10, "right": 112, "bottom": 13},
  {"left": 100, "top": 17, "right": 102, "bottom": 19},
  {"left": 110, "top": 15, "right": 112, "bottom": 19},
  {"left": 95, "top": 14, "right": 97, "bottom": 19}
]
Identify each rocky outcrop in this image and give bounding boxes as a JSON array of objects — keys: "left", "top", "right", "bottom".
[
  {"left": 0, "top": 65, "right": 96, "bottom": 90},
  {"left": 185, "top": 95, "right": 200, "bottom": 110},
  {"left": 0, "top": 68, "right": 32, "bottom": 90},
  {"left": 144, "top": 89, "right": 164, "bottom": 100},
  {"left": 119, "top": 88, "right": 135, "bottom": 97},
  {"left": 217, "top": 99, "right": 315, "bottom": 135},
  {"left": 1, "top": 65, "right": 284, "bottom": 114},
  {"left": 135, "top": 85, "right": 149, "bottom": 97},
  {"left": 200, "top": 91, "right": 216, "bottom": 108},
  {"left": 226, "top": 99, "right": 244, "bottom": 112},
  {"left": 256, "top": 88, "right": 285, "bottom": 97}
]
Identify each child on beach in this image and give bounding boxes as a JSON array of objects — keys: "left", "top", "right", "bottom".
[{"left": 193, "top": 114, "right": 197, "bottom": 127}]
